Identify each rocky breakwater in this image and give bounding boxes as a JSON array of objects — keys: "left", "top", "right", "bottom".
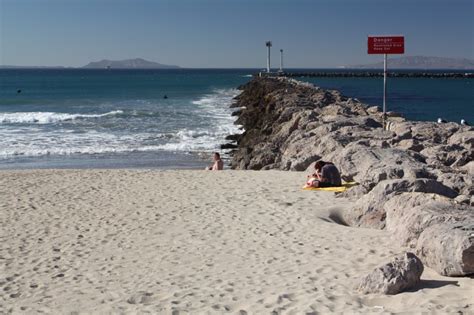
[
  {"left": 278, "top": 71, "right": 474, "bottom": 78},
  {"left": 227, "top": 77, "right": 474, "bottom": 277}
]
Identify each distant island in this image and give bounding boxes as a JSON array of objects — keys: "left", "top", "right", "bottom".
[
  {"left": 82, "top": 58, "right": 180, "bottom": 69},
  {"left": 0, "top": 58, "right": 180, "bottom": 69},
  {"left": 346, "top": 56, "right": 474, "bottom": 70}
]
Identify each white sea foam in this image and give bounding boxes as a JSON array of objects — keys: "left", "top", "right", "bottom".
[
  {"left": 0, "top": 89, "right": 242, "bottom": 159},
  {"left": 0, "top": 110, "right": 123, "bottom": 124},
  {"left": 0, "top": 131, "right": 167, "bottom": 158},
  {"left": 0, "top": 145, "right": 169, "bottom": 158},
  {"left": 164, "top": 88, "right": 243, "bottom": 152}
]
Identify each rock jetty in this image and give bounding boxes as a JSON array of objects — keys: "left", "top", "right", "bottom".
[
  {"left": 226, "top": 77, "right": 474, "bottom": 276},
  {"left": 268, "top": 72, "right": 474, "bottom": 78}
]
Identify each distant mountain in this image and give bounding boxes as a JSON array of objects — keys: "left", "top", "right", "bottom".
[
  {"left": 82, "top": 58, "right": 180, "bottom": 69},
  {"left": 346, "top": 56, "right": 474, "bottom": 70}
]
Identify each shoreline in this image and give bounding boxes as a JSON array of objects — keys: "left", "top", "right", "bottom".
[{"left": 0, "top": 151, "right": 212, "bottom": 171}]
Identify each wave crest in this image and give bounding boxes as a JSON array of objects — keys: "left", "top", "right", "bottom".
[{"left": 0, "top": 110, "right": 123, "bottom": 124}]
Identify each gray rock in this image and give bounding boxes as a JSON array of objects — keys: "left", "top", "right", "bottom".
[
  {"left": 396, "top": 139, "right": 424, "bottom": 152},
  {"left": 246, "top": 143, "right": 277, "bottom": 170},
  {"left": 421, "top": 144, "right": 471, "bottom": 168},
  {"left": 392, "top": 130, "right": 413, "bottom": 142},
  {"left": 460, "top": 161, "right": 474, "bottom": 175},
  {"left": 416, "top": 222, "right": 474, "bottom": 276},
  {"left": 282, "top": 133, "right": 342, "bottom": 171},
  {"left": 289, "top": 154, "right": 321, "bottom": 172},
  {"left": 386, "top": 111, "right": 402, "bottom": 118},
  {"left": 336, "top": 184, "right": 369, "bottom": 200},
  {"left": 345, "top": 179, "right": 457, "bottom": 229},
  {"left": 435, "top": 171, "right": 473, "bottom": 195},
  {"left": 455, "top": 195, "right": 471, "bottom": 205},
  {"left": 408, "top": 121, "right": 460, "bottom": 143},
  {"left": 448, "top": 130, "right": 474, "bottom": 149},
  {"left": 384, "top": 193, "right": 471, "bottom": 247},
  {"left": 367, "top": 105, "right": 381, "bottom": 114},
  {"left": 356, "top": 252, "right": 423, "bottom": 295},
  {"left": 328, "top": 144, "right": 431, "bottom": 186}
]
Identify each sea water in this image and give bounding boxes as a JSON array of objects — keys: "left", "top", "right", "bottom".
[{"left": 0, "top": 69, "right": 472, "bottom": 169}]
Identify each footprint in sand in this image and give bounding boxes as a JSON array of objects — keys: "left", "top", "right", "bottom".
[{"left": 126, "top": 291, "right": 156, "bottom": 305}]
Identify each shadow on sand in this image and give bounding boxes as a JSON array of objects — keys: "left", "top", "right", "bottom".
[
  {"left": 328, "top": 208, "right": 350, "bottom": 226},
  {"left": 409, "top": 279, "right": 460, "bottom": 292}
]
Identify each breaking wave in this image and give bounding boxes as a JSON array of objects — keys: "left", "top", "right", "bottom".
[
  {"left": 0, "top": 110, "right": 123, "bottom": 124},
  {"left": 0, "top": 89, "right": 242, "bottom": 159}
]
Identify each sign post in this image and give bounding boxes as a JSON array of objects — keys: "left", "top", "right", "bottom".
[
  {"left": 368, "top": 35, "right": 405, "bottom": 129},
  {"left": 383, "top": 53, "right": 387, "bottom": 128}
]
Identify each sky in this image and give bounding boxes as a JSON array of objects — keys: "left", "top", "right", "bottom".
[{"left": 0, "top": 0, "right": 473, "bottom": 68}]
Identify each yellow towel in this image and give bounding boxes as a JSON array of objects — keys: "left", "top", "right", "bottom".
[{"left": 302, "top": 182, "right": 358, "bottom": 192}]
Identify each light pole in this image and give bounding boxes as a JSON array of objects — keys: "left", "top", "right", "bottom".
[
  {"left": 279, "top": 49, "right": 283, "bottom": 73},
  {"left": 266, "top": 41, "right": 272, "bottom": 73}
]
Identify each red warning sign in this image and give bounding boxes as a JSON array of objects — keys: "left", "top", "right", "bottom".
[{"left": 368, "top": 36, "right": 404, "bottom": 54}]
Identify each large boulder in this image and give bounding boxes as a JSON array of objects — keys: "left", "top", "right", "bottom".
[
  {"left": 281, "top": 133, "right": 342, "bottom": 171},
  {"left": 355, "top": 252, "right": 424, "bottom": 295},
  {"left": 454, "top": 194, "right": 472, "bottom": 206},
  {"left": 383, "top": 193, "right": 474, "bottom": 276},
  {"left": 337, "top": 184, "right": 370, "bottom": 200},
  {"left": 245, "top": 143, "right": 278, "bottom": 170},
  {"left": 435, "top": 171, "right": 474, "bottom": 195},
  {"left": 399, "top": 121, "right": 460, "bottom": 144},
  {"left": 416, "top": 222, "right": 474, "bottom": 276},
  {"left": 384, "top": 193, "right": 472, "bottom": 247},
  {"left": 447, "top": 130, "right": 474, "bottom": 149},
  {"left": 328, "top": 144, "right": 432, "bottom": 188},
  {"left": 460, "top": 161, "right": 474, "bottom": 175},
  {"left": 421, "top": 144, "right": 473, "bottom": 168},
  {"left": 395, "top": 138, "right": 424, "bottom": 152},
  {"left": 280, "top": 117, "right": 382, "bottom": 171},
  {"left": 345, "top": 179, "right": 458, "bottom": 229}
]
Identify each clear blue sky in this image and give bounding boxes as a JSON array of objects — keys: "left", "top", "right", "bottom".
[{"left": 1, "top": 0, "right": 473, "bottom": 68}]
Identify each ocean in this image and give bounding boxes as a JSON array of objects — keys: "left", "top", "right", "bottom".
[{"left": 0, "top": 69, "right": 472, "bottom": 169}]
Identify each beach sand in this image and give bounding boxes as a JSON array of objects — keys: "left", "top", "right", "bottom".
[{"left": 1, "top": 170, "right": 472, "bottom": 314}]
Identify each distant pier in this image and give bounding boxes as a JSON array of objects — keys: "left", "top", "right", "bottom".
[{"left": 257, "top": 71, "right": 474, "bottom": 78}]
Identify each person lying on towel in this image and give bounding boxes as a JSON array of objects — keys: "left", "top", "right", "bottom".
[{"left": 306, "top": 161, "right": 342, "bottom": 188}]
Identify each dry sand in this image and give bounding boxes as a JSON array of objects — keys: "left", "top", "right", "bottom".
[{"left": 1, "top": 169, "right": 472, "bottom": 314}]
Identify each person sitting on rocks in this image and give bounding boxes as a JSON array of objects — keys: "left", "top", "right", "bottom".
[
  {"left": 306, "top": 161, "right": 342, "bottom": 187},
  {"left": 206, "top": 152, "right": 224, "bottom": 171}
]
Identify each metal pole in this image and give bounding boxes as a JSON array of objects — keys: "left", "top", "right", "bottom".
[
  {"left": 279, "top": 49, "right": 283, "bottom": 72},
  {"left": 383, "top": 53, "right": 387, "bottom": 129},
  {"left": 267, "top": 46, "right": 271, "bottom": 73}
]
